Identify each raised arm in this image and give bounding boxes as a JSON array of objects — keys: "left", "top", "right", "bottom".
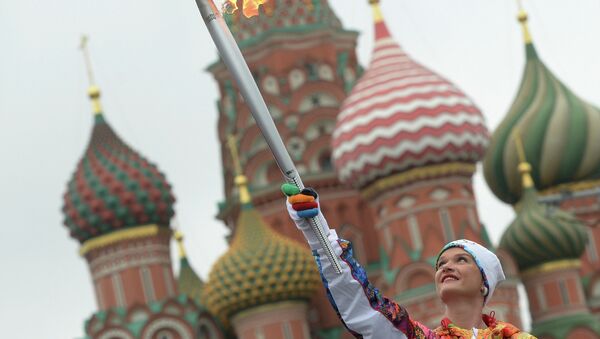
[{"left": 281, "top": 184, "right": 432, "bottom": 339}]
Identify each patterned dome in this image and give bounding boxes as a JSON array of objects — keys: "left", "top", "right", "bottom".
[
  {"left": 332, "top": 2, "right": 488, "bottom": 189},
  {"left": 483, "top": 10, "right": 600, "bottom": 204},
  {"left": 224, "top": 0, "right": 343, "bottom": 46},
  {"left": 500, "top": 162, "right": 587, "bottom": 271},
  {"left": 62, "top": 87, "right": 175, "bottom": 243},
  {"left": 204, "top": 194, "right": 320, "bottom": 325}
]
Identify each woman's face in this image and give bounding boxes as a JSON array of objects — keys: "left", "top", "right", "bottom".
[{"left": 435, "top": 247, "right": 484, "bottom": 302}]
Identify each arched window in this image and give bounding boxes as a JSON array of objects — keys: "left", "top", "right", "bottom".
[
  {"left": 197, "top": 318, "right": 219, "bottom": 339},
  {"left": 592, "top": 279, "right": 600, "bottom": 298},
  {"left": 318, "top": 152, "right": 332, "bottom": 172},
  {"left": 266, "top": 162, "right": 281, "bottom": 185},
  {"left": 155, "top": 330, "right": 175, "bottom": 339},
  {"left": 97, "top": 328, "right": 134, "bottom": 339},
  {"left": 305, "top": 120, "right": 335, "bottom": 141},
  {"left": 394, "top": 263, "right": 435, "bottom": 292},
  {"left": 338, "top": 223, "right": 365, "bottom": 263},
  {"left": 289, "top": 69, "right": 306, "bottom": 90},
  {"left": 298, "top": 93, "right": 339, "bottom": 113}
]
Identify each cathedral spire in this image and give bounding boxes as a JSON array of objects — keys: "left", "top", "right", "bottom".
[
  {"left": 369, "top": 0, "right": 384, "bottom": 24},
  {"left": 516, "top": 0, "right": 533, "bottom": 44},
  {"left": 227, "top": 134, "right": 251, "bottom": 206},
  {"left": 174, "top": 229, "right": 188, "bottom": 259},
  {"left": 79, "top": 35, "right": 103, "bottom": 115}
]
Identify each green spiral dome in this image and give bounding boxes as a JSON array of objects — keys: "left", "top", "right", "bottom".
[
  {"left": 483, "top": 39, "right": 600, "bottom": 204},
  {"left": 203, "top": 204, "right": 320, "bottom": 325},
  {"left": 499, "top": 164, "right": 588, "bottom": 271}
]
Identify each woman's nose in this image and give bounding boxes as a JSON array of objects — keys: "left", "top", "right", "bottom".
[{"left": 441, "top": 263, "right": 454, "bottom": 272}]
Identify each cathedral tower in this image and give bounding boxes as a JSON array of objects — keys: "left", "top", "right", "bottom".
[
  {"left": 204, "top": 135, "right": 320, "bottom": 338},
  {"left": 483, "top": 3, "right": 600, "bottom": 318},
  {"left": 208, "top": 1, "right": 380, "bottom": 334},
  {"left": 62, "top": 38, "right": 203, "bottom": 339},
  {"left": 331, "top": 0, "right": 521, "bottom": 327},
  {"left": 499, "top": 133, "right": 600, "bottom": 338}
]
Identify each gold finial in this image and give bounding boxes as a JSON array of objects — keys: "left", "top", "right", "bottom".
[
  {"left": 369, "top": 0, "right": 384, "bottom": 23},
  {"left": 79, "top": 35, "right": 103, "bottom": 115},
  {"left": 513, "top": 129, "right": 534, "bottom": 188},
  {"left": 174, "top": 230, "right": 187, "bottom": 259},
  {"left": 516, "top": 0, "right": 532, "bottom": 44},
  {"left": 227, "top": 134, "right": 251, "bottom": 205}
]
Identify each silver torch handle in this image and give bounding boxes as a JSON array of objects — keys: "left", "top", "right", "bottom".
[{"left": 194, "top": 0, "right": 343, "bottom": 274}]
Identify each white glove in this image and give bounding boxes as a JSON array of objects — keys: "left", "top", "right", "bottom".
[{"left": 282, "top": 184, "right": 332, "bottom": 250}]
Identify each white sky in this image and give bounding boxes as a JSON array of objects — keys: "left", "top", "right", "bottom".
[{"left": 0, "top": 0, "right": 598, "bottom": 338}]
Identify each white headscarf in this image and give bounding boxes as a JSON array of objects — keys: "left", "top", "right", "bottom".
[{"left": 437, "top": 239, "right": 505, "bottom": 305}]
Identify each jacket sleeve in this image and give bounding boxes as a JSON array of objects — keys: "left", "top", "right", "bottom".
[{"left": 312, "top": 229, "right": 433, "bottom": 339}]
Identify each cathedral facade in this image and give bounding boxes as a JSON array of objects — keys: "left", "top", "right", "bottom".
[{"left": 61, "top": 1, "right": 600, "bottom": 338}]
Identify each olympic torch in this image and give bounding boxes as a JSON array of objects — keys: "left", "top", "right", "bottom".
[{"left": 193, "top": 0, "right": 343, "bottom": 274}]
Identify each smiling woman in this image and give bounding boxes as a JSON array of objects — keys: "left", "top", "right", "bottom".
[{"left": 282, "top": 184, "right": 535, "bottom": 339}]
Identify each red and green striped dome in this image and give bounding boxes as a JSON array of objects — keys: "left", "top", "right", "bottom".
[
  {"left": 483, "top": 12, "right": 600, "bottom": 204},
  {"left": 499, "top": 163, "right": 587, "bottom": 270},
  {"left": 62, "top": 101, "right": 175, "bottom": 243}
]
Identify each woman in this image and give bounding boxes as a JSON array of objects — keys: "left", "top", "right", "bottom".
[{"left": 282, "top": 184, "right": 534, "bottom": 339}]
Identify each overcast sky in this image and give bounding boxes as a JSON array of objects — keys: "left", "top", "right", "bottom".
[{"left": 0, "top": 0, "right": 599, "bottom": 338}]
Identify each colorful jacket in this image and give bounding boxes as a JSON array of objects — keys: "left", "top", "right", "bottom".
[{"left": 314, "top": 230, "right": 535, "bottom": 339}]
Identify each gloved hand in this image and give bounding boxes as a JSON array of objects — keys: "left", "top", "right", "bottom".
[{"left": 281, "top": 183, "right": 331, "bottom": 249}]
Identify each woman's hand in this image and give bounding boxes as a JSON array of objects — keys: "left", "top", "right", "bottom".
[
  {"left": 281, "top": 183, "right": 330, "bottom": 249},
  {"left": 281, "top": 183, "right": 319, "bottom": 218}
]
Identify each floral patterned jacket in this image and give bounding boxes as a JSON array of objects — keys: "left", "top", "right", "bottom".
[{"left": 313, "top": 230, "right": 535, "bottom": 339}]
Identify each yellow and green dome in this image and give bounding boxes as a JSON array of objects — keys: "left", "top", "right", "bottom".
[
  {"left": 500, "top": 162, "right": 588, "bottom": 271},
  {"left": 204, "top": 203, "right": 320, "bottom": 324},
  {"left": 483, "top": 10, "right": 600, "bottom": 204}
]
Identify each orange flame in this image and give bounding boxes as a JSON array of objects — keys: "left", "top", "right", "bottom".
[{"left": 223, "top": 0, "right": 269, "bottom": 18}]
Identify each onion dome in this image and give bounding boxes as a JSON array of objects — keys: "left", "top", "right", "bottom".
[
  {"left": 332, "top": 0, "right": 489, "bottom": 189},
  {"left": 483, "top": 8, "right": 600, "bottom": 204},
  {"left": 203, "top": 136, "right": 320, "bottom": 325},
  {"left": 499, "top": 137, "right": 587, "bottom": 271},
  {"left": 175, "top": 231, "right": 205, "bottom": 305},
  {"left": 62, "top": 84, "right": 175, "bottom": 243},
  {"left": 224, "top": 0, "right": 343, "bottom": 46}
]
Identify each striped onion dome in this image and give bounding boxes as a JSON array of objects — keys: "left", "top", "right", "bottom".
[
  {"left": 203, "top": 175, "right": 320, "bottom": 325},
  {"left": 62, "top": 86, "right": 175, "bottom": 243},
  {"left": 224, "top": 0, "right": 342, "bottom": 47},
  {"left": 332, "top": 1, "right": 489, "bottom": 188},
  {"left": 499, "top": 162, "right": 587, "bottom": 271},
  {"left": 483, "top": 10, "right": 600, "bottom": 204}
]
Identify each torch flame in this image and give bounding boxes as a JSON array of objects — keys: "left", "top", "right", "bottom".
[{"left": 223, "top": 0, "right": 268, "bottom": 18}]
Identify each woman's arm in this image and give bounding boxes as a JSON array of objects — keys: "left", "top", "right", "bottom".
[{"left": 282, "top": 184, "right": 431, "bottom": 339}]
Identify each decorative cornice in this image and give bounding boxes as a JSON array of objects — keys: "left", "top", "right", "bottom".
[
  {"left": 89, "top": 244, "right": 171, "bottom": 280},
  {"left": 521, "top": 259, "right": 581, "bottom": 278},
  {"left": 362, "top": 162, "right": 476, "bottom": 199},
  {"left": 80, "top": 224, "right": 171, "bottom": 256},
  {"left": 208, "top": 28, "right": 358, "bottom": 75},
  {"left": 540, "top": 179, "right": 600, "bottom": 196},
  {"left": 231, "top": 301, "right": 306, "bottom": 323}
]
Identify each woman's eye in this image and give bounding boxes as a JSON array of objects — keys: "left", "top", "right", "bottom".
[{"left": 458, "top": 257, "right": 467, "bottom": 262}]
